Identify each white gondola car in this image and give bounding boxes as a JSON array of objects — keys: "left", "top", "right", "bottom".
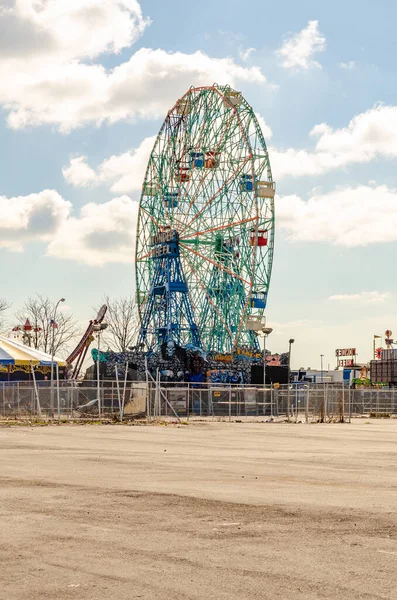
[
  {"left": 224, "top": 90, "right": 242, "bottom": 108},
  {"left": 256, "top": 181, "right": 275, "bottom": 198},
  {"left": 143, "top": 181, "right": 158, "bottom": 196},
  {"left": 175, "top": 98, "right": 191, "bottom": 115},
  {"left": 245, "top": 315, "right": 266, "bottom": 332}
]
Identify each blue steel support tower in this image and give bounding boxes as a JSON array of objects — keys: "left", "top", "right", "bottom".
[{"left": 138, "top": 229, "right": 201, "bottom": 349}]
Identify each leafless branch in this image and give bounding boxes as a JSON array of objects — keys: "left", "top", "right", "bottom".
[
  {"left": 15, "top": 294, "right": 79, "bottom": 356},
  {"left": 0, "top": 298, "right": 10, "bottom": 330},
  {"left": 96, "top": 296, "right": 139, "bottom": 352}
]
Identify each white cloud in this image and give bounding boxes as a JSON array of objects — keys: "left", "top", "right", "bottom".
[
  {"left": 62, "top": 156, "right": 97, "bottom": 187},
  {"left": 99, "top": 136, "right": 156, "bottom": 193},
  {"left": 329, "top": 292, "right": 391, "bottom": 304},
  {"left": 340, "top": 61, "right": 356, "bottom": 70},
  {"left": 239, "top": 47, "right": 255, "bottom": 61},
  {"left": 3, "top": 48, "right": 267, "bottom": 132},
  {"left": 47, "top": 196, "right": 139, "bottom": 265},
  {"left": 277, "top": 184, "right": 397, "bottom": 246},
  {"left": 277, "top": 20, "right": 326, "bottom": 70},
  {"left": 0, "top": 187, "right": 138, "bottom": 265},
  {"left": 0, "top": 190, "right": 71, "bottom": 251},
  {"left": 270, "top": 104, "right": 397, "bottom": 180},
  {"left": 63, "top": 135, "right": 156, "bottom": 193},
  {"left": 0, "top": 2, "right": 268, "bottom": 131},
  {"left": 1, "top": 0, "right": 149, "bottom": 63}
]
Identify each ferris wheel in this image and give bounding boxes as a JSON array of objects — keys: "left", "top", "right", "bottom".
[{"left": 135, "top": 84, "right": 275, "bottom": 353}]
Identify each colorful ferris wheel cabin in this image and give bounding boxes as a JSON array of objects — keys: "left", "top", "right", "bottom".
[
  {"left": 143, "top": 181, "right": 158, "bottom": 196},
  {"left": 174, "top": 167, "right": 190, "bottom": 182},
  {"left": 164, "top": 191, "right": 179, "bottom": 208},
  {"left": 204, "top": 151, "right": 219, "bottom": 168},
  {"left": 240, "top": 173, "right": 256, "bottom": 191},
  {"left": 190, "top": 152, "right": 204, "bottom": 168},
  {"left": 223, "top": 90, "right": 243, "bottom": 107},
  {"left": 256, "top": 180, "right": 275, "bottom": 198},
  {"left": 250, "top": 229, "right": 268, "bottom": 247},
  {"left": 249, "top": 292, "right": 267, "bottom": 309}
]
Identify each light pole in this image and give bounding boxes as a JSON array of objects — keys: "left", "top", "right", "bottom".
[
  {"left": 262, "top": 326, "right": 273, "bottom": 415},
  {"left": 50, "top": 297, "right": 65, "bottom": 416},
  {"left": 287, "top": 339, "right": 295, "bottom": 422},
  {"left": 93, "top": 322, "right": 108, "bottom": 419},
  {"left": 320, "top": 354, "right": 326, "bottom": 421}
]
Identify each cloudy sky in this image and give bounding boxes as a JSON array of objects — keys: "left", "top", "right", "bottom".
[{"left": 1, "top": 0, "right": 396, "bottom": 369}]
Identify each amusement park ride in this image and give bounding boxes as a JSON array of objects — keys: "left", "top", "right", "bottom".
[
  {"left": 135, "top": 84, "right": 275, "bottom": 355},
  {"left": 66, "top": 304, "right": 107, "bottom": 379},
  {"left": 12, "top": 86, "right": 275, "bottom": 382}
]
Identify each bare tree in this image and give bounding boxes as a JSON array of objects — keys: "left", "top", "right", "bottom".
[
  {"left": 0, "top": 298, "right": 10, "bottom": 330},
  {"left": 15, "top": 295, "right": 79, "bottom": 355},
  {"left": 97, "top": 296, "right": 139, "bottom": 352}
]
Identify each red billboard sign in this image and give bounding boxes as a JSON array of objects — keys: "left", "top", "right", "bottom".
[{"left": 335, "top": 348, "right": 356, "bottom": 357}]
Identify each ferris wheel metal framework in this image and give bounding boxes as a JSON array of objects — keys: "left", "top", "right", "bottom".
[{"left": 136, "top": 84, "right": 275, "bottom": 353}]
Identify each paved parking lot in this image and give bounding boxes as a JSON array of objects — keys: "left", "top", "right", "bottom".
[{"left": 1, "top": 420, "right": 397, "bottom": 599}]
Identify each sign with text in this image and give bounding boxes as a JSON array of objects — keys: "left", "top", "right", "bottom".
[
  {"left": 335, "top": 348, "right": 356, "bottom": 368},
  {"left": 337, "top": 359, "right": 355, "bottom": 367}
]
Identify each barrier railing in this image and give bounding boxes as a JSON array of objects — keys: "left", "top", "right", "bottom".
[{"left": 1, "top": 381, "right": 397, "bottom": 422}]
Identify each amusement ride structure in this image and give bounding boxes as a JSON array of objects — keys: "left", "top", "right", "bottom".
[
  {"left": 66, "top": 305, "right": 107, "bottom": 379},
  {"left": 136, "top": 84, "right": 275, "bottom": 354}
]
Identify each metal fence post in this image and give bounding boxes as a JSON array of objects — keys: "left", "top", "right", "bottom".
[
  {"left": 287, "top": 384, "right": 291, "bottom": 422},
  {"left": 348, "top": 386, "right": 352, "bottom": 422},
  {"left": 305, "top": 386, "right": 309, "bottom": 423},
  {"left": 342, "top": 384, "right": 345, "bottom": 423}
]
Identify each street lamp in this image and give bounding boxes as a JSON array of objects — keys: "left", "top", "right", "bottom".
[
  {"left": 287, "top": 338, "right": 295, "bottom": 422},
  {"left": 320, "top": 354, "right": 324, "bottom": 384},
  {"left": 288, "top": 339, "right": 295, "bottom": 383},
  {"left": 262, "top": 326, "right": 273, "bottom": 415},
  {"left": 93, "top": 322, "right": 108, "bottom": 418},
  {"left": 50, "top": 297, "right": 65, "bottom": 416}
]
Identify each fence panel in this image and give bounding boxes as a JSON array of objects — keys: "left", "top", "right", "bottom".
[{"left": 1, "top": 381, "right": 397, "bottom": 422}]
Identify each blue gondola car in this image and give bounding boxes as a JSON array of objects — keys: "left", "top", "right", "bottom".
[
  {"left": 240, "top": 173, "right": 257, "bottom": 192},
  {"left": 190, "top": 152, "right": 204, "bottom": 168},
  {"left": 249, "top": 291, "right": 267, "bottom": 309},
  {"left": 164, "top": 191, "right": 179, "bottom": 208}
]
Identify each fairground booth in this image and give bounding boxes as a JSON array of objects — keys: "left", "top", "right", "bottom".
[{"left": 0, "top": 336, "right": 66, "bottom": 381}]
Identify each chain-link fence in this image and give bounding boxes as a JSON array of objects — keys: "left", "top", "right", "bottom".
[
  {"left": 1, "top": 381, "right": 397, "bottom": 422},
  {"left": 146, "top": 383, "right": 397, "bottom": 422},
  {"left": 0, "top": 381, "right": 147, "bottom": 421}
]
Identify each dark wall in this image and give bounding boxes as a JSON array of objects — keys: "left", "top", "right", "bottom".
[{"left": 251, "top": 365, "right": 288, "bottom": 385}]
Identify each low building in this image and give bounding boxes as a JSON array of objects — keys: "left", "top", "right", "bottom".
[
  {"left": 291, "top": 367, "right": 364, "bottom": 385},
  {"left": 370, "top": 349, "right": 397, "bottom": 387}
]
